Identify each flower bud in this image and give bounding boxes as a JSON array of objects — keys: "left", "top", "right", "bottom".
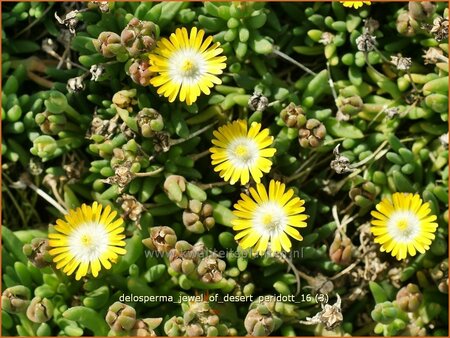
[
  {"left": 2, "top": 286, "right": 31, "bottom": 314},
  {"left": 93, "top": 31, "right": 124, "bottom": 58},
  {"left": 35, "top": 111, "right": 68, "bottom": 135},
  {"left": 129, "top": 59, "right": 154, "bottom": 86},
  {"left": 137, "top": 108, "right": 164, "bottom": 138},
  {"left": 396, "top": 283, "right": 423, "bottom": 312},
  {"left": 31, "top": 135, "right": 58, "bottom": 159},
  {"left": 371, "top": 301, "right": 398, "bottom": 325},
  {"left": 23, "top": 238, "right": 52, "bottom": 268},
  {"left": 339, "top": 95, "right": 363, "bottom": 115},
  {"left": 106, "top": 302, "right": 137, "bottom": 332},
  {"left": 121, "top": 18, "right": 157, "bottom": 57},
  {"left": 329, "top": 233, "right": 352, "bottom": 265},
  {"left": 26, "top": 297, "right": 53, "bottom": 323},
  {"left": 143, "top": 226, "right": 177, "bottom": 252},
  {"left": 164, "top": 175, "right": 187, "bottom": 203}
]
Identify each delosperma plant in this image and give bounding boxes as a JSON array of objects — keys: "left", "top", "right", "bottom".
[{"left": 2, "top": 1, "right": 448, "bottom": 336}]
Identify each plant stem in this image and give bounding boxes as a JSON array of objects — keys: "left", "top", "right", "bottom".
[
  {"left": 27, "top": 182, "right": 68, "bottom": 215},
  {"left": 190, "top": 149, "right": 210, "bottom": 162},
  {"left": 134, "top": 166, "right": 164, "bottom": 177},
  {"left": 170, "top": 121, "right": 218, "bottom": 146},
  {"left": 273, "top": 49, "right": 317, "bottom": 76}
]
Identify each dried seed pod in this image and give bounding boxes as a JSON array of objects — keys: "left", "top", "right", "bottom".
[
  {"left": 130, "top": 318, "right": 163, "bottom": 336},
  {"left": 137, "top": 108, "right": 164, "bottom": 138},
  {"left": 248, "top": 92, "right": 269, "bottom": 112},
  {"left": 244, "top": 308, "right": 276, "bottom": 336},
  {"left": 129, "top": 59, "right": 154, "bottom": 86},
  {"left": 106, "top": 302, "right": 137, "bottom": 332},
  {"left": 182, "top": 200, "right": 215, "bottom": 233},
  {"left": 22, "top": 238, "right": 52, "bottom": 268},
  {"left": 298, "top": 118, "right": 326, "bottom": 148},
  {"left": 280, "top": 102, "right": 306, "bottom": 128},
  {"left": 118, "top": 194, "right": 145, "bottom": 224},
  {"left": 26, "top": 297, "right": 53, "bottom": 323},
  {"left": 93, "top": 31, "right": 123, "bottom": 58},
  {"left": 2, "top": 286, "right": 31, "bottom": 314},
  {"left": 396, "top": 283, "right": 423, "bottom": 312},
  {"left": 197, "top": 254, "right": 226, "bottom": 283},
  {"left": 142, "top": 226, "right": 177, "bottom": 252},
  {"left": 121, "top": 18, "right": 157, "bottom": 57}
]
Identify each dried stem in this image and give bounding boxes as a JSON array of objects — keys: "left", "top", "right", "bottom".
[{"left": 273, "top": 49, "right": 317, "bottom": 76}]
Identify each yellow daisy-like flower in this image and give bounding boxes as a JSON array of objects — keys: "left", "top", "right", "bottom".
[
  {"left": 210, "top": 120, "right": 276, "bottom": 185},
  {"left": 340, "top": 1, "right": 371, "bottom": 9},
  {"left": 232, "top": 180, "right": 308, "bottom": 254},
  {"left": 148, "top": 27, "right": 227, "bottom": 105},
  {"left": 48, "top": 202, "right": 127, "bottom": 280},
  {"left": 371, "top": 192, "right": 438, "bottom": 260}
]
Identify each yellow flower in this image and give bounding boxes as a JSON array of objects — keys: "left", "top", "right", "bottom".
[
  {"left": 232, "top": 180, "right": 308, "bottom": 254},
  {"left": 210, "top": 120, "right": 276, "bottom": 185},
  {"left": 340, "top": 1, "right": 371, "bottom": 9},
  {"left": 148, "top": 27, "right": 227, "bottom": 105},
  {"left": 371, "top": 193, "right": 438, "bottom": 260},
  {"left": 48, "top": 202, "right": 127, "bottom": 280}
]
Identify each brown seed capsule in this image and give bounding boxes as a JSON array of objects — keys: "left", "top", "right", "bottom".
[
  {"left": 143, "top": 226, "right": 177, "bottom": 252},
  {"left": 280, "top": 103, "right": 306, "bottom": 128},
  {"left": 1, "top": 286, "right": 31, "bottom": 314},
  {"left": 93, "top": 31, "right": 123, "bottom": 58},
  {"left": 106, "top": 302, "right": 137, "bottom": 332},
  {"left": 121, "top": 18, "right": 157, "bottom": 57},
  {"left": 23, "top": 238, "right": 52, "bottom": 268},
  {"left": 130, "top": 318, "right": 163, "bottom": 336},
  {"left": 182, "top": 200, "right": 215, "bottom": 234},
  {"left": 197, "top": 255, "right": 226, "bottom": 283},
  {"left": 129, "top": 59, "right": 154, "bottom": 86},
  {"left": 396, "top": 283, "right": 423, "bottom": 312},
  {"left": 299, "top": 119, "right": 326, "bottom": 148},
  {"left": 26, "top": 297, "right": 53, "bottom": 323}
]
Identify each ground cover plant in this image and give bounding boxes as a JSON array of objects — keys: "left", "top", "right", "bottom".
[{"left": 1, "top": 1, "right": 449, "bottom": 336}]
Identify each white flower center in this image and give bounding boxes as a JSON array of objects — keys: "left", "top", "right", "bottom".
[
  {"left": 68, "top": 222, "right": 110, "bottom": 263},
  {"left": 253, "top": 202, "right": 287, "bottom": 236},
  {"left": 226, "top": 137, "right": 259, "bottom": 169},
  {"left": 387, "top": 210, "right": 421, "bottom": 243},
  {"left": 169, "top": 48, "right": 206, "bottom": 84}
]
